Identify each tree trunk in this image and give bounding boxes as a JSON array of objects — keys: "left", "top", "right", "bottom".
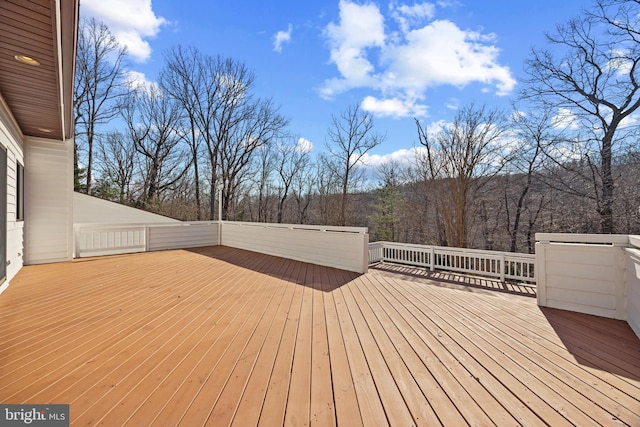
[{"left": 600, "top": 132, "right": 614, "bottom": 233}]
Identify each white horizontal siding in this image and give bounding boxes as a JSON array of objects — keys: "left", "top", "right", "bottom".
[
  {"left": 546, "top": 287, "right": 616, "bottom": 316},
  {"left": 221, "top": 222, "right": 368, "bottom": 273},
  {"left": 148, "top": 223, "right": 218, "bottom": 251},
  {"left": 0, "top": 98, "right": 25, "bottom": 289},
  {"left": 626, "top": 244, "right": 640, "bottom": 339},
  {"left": 24, "top": 137, "right": 73, "bottom": 264},
  {"left": 536, "top": 237, "right": 627, "bottom": 321}
]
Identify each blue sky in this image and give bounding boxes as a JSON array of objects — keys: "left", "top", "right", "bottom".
[{"left": 81, "top": 0, "right": 589, "bottom": 167}]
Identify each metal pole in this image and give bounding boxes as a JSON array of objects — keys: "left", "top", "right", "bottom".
[
  {"left": 218, "top": 186, "right": 222, "bottom": 222},
  {"left": 218, "top": 186, "right": 222, "bottom": 245}
]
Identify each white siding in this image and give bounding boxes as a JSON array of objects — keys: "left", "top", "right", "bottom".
[
  {"left": 627, "top": 236, "right": 640, "bottom": 339},
  {"left": 536, "top": 235, "right": 627, "bottom": 320},
  {"left": 24, "top": 137, "right": 74, "bottom": 264},
  {"left": 148, "top": 223, "right": 218, "bottom": 251},
  {"left": 74, "top": 192, "right": 180, "bottom": 224},
  {"left": 0, "top": 97, "right": 25, "bottom": 290},
  {"left": 221, "top": 222, "right": 368, "bottom": 273}
]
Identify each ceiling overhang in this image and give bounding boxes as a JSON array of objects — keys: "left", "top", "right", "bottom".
[{"left": 0, "top": 0, "right": 79, "bottom": 141}]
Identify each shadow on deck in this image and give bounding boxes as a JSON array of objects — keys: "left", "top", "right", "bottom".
[
  {"left": 371, "top": 261, "right": 537, "bottom": 298},
  {"left": 1, "top": 246, "right": 638, "bottom": 426}
]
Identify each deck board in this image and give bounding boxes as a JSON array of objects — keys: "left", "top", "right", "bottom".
[{"left": 1, "top": 246, "right": 639, "bottom": 426}]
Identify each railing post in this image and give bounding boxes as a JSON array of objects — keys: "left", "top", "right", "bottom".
[
  {"left": 73, "top": 225, "right": 79, "bottom": 258},
  {"left": 429, "top": 246, "right": 435, "bottom": 271},
  {"left": 499, "top": 252, "right": 505, "bottom": 282}
]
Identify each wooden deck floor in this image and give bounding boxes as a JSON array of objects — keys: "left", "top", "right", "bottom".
[{"left": 1, "top": 246, "right": 639, "bottom": 426}]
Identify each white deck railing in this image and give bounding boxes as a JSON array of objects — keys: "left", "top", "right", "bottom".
[
  {"left": 73, "top": 222, "right": 219, "bottom": 258},
  {"left": 627, "top": 235, "right": 640, "bottom": 338},
  {"left": 536, "top": 233, "right": 636, "bottom": 324},
  {"left": 221, "top": 221, "right": 369, "bottom": 273},
  {"left": 73, "top": 221, "right": 369, "bottom": 273},
  {"left": 369, "top": 241, "right": 536, "bottom": 284}
]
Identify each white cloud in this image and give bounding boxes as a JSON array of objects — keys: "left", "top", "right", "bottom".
[
  {"left": 274, "top": 25, "right": 293, "bottom": 53},
  {"left": 81, "top": 0, "right": 167, "bottom": 62},
  {"left": 381, "top": 20, "right": 515, "bottom": 95},
  {"left": 124, "top": 70, "right": 158, "bottom": 92},
  {"left": 357, "top": 147, "right": 423, "bottom": 168},
  {"left": 321, "top": 1, "right": 516, "bottom": 118},
  {"left": 620, "top": 112, "right": 638, "bottom": 128},
  {"left": 390, "top": 1, "right": 436, "bottom": 34},
  {"left": 606, "top": 49, "right": 635, "bottom": 77},
  {"left": 446, "top": 97, "right": 460, "bottom": 110},
  {"left": 361, "top": 95, "right": 427, "bottom": 118},
  {"left": 552, "top": 108, "right": 580, "bottom": 130},
  {"left": 297, "top": 137, "right": 314, "bottom": 153},
  {"left": 321, "top": 0, "right": 385, "bottom": 97}
]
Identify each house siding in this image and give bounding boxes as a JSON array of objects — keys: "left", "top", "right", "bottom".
[
  {"left": 24, "top": 136, "right": 74, "bottom": 265},
  {"left": 0, "top": 98, "right": 25, "bottom": 291}
]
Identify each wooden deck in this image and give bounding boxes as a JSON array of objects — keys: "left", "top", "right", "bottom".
[{"left": 1, "top": 246, "right": 639, "bottom": 426}]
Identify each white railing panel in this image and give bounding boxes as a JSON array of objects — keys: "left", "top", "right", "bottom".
[
  {"left": 536, "top": 233, "right": 628, "bottom": 321},
  {"left": 74, "top": 223, "right": 147, "bottom": 258},
  {"left": 74, "top": 220, "right": 367, "bottom": 273},
  {"left": 626, "top": 236, "right": 640, "bottom": 339},
  {"left": 369, "top": 241, "right": 383, "bottom": 264},
  {"left": 148, "top": 222, "right": 218, "bottom": 251},
  {"left": 222, "top": 221, "right": 369, "bottom": 273},
  {"left": 369, "top": 241, "right": 536, "bottom": 284},
  {"left": 74, "top": 221, "right": 220, "bottom": 258}
]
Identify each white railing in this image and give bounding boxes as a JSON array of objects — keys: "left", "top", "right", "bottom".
[
  {"left": 627, "top": 235, "right": 640, "bottom": 338},
  {"left": 221, "top": 221, "right": 369, "bottom": 273},
  {"left": 73, "top": 222, "right": 219, "bottom": 258},
  {"left": 369, "top": 241, "right": 536, "bottom": 284},
  {"left": 74, "top": 220, "right": 369, "bottom": 273},
  {"left": 536, "top": 233, "right": 629, "bottom": 320}
]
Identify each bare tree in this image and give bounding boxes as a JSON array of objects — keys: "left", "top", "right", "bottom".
[
  {"left": 504, "top": 106, "right": 559, "bottom": 252},
  {"left": 291, "top": 158, "right": 316, "bottom": 224},
  {"left": 315, "top": 153, "right": 341, "bottom": 225},
  {"left": 416, "top": 103, "right": 508, "bottom": 248},
  {"left": 122, "top": 86, "right": 189, "bottom": 208},
  {"left": 253, "top": 145, "right": 276, "bottom": 222},
  {"left": 275, "top": 137, "right": 311, "bottom": 223},
  {"left": 326, "top": 104, "right": 385, "bottom": 226},
  {"left": 97, "top": 131, "right": 137, "bottom": 203},
  {"left": 218, "top": 96, "right": 288, "bottom": 220},
  {"left": 160, "top": 46, "right": 210, "bottom": 219},
  {"left": 523, "top": 0, "right": 640, "bottom": 233},
  {"left": 74, "top": 18, "right": 128, "bottom": 194}
]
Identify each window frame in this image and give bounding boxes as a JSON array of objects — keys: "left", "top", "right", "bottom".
[{"left": 16, "top": 161, "right": 24, "bottom": 221}]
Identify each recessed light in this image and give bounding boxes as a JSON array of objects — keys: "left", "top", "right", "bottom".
[{"left": 15, "top": 55, "right": 40, "bottom": 66}]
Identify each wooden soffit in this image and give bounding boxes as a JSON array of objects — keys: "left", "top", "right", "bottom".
[{"left": 0, "top": 0, "right": 78, "bottom": 141}]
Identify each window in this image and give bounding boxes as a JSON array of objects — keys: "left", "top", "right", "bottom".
[{"left": 16, "top": 162, "right": 24, "bottom": 221}]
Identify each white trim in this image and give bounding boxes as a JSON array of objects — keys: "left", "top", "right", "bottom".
[
  {"left": 0, "top": 93, "right": 24, "bottom": 145},
  {"left": 53, "top": 0, "right": 67, "bottom": 141},
  {"left": 535, "top": 233, "right": 629, "bottom": 245}
]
